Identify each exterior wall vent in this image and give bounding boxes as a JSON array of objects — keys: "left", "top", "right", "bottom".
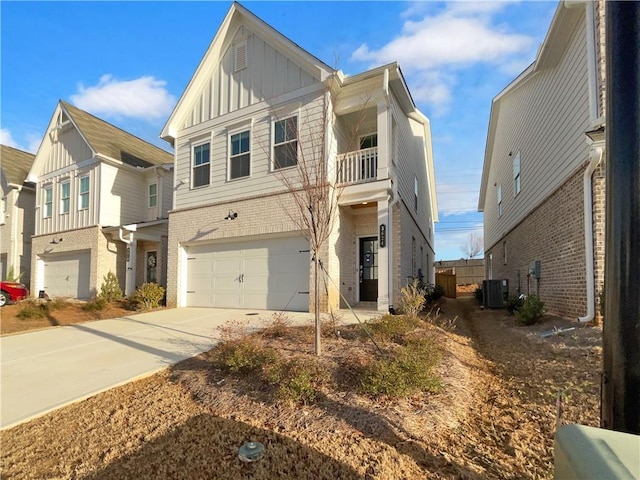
[{"left": 235, "top": 41, "right": 247, "bottom": 72}]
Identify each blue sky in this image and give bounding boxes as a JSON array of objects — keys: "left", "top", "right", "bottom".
[{"left": 1, "top": 1, "right": 557, "bottom": 260}]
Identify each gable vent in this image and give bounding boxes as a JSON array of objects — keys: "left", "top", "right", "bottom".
[{"left": 235, "top": 41, "right": 247, "bottom": 72}]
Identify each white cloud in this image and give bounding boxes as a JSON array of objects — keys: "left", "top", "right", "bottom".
[
  {"left": 71, "top": 74, "right": 176, "bottom": 121},
  {"left": 352, "top": 2, "right": 535, "bottom": 111},
  {"left": 0, "top": 128, "right": 19, "bottom": 148},
  {"left": 436, "top": 183, "right": 480, "bottom": 216},
  {"left": 0, "top": 128, "right": 40, "bottom": 153}
]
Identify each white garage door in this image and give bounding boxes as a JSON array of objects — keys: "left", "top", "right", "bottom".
[
  {"left": 43, "top": 251, "right": 91, "bottom": 299},
  {"left": 186, "top": 236, "right": 310, "bottom": 311}
]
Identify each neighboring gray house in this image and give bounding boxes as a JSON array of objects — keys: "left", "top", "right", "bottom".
[
  {"left": 27, "top": 101, "right": 174, "bottom": 299},
  {"left": 161, "top": 3, "right": 438, "bottom": 312},
  {"left": 478, "top": 0, "right": 606, "bottom": 321},
  {"left": 1, "top": 145, "right": 36, "bottom": 286}
]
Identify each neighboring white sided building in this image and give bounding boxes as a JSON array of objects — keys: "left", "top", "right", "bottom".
[
  {"left": 28, "top": 101, "right": 174, "bottom": 299},
  {"left": 161, "top": 3, "right": 438, "bottom": 313}
]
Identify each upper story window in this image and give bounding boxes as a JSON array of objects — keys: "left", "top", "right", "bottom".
[
  {"left": 79, "top": 176, "right": 90, "bottom": 210},
  {"left": 273, "top": 116, "right": 298, "bottom": 170},
  {"left": 148, "top": 183, "right": 157, "bottom": 208},
  {"left": 497, "top": 184, "right": 503, "bottom": 217},
  {"left": 513, "top": 152, "right": 521, "bottom": 195},
  {"left": 192, "top": 142, "right": 210, "bottom": 188},
  {"left": 229, "top": 130, "right": 250, "bottom": 180},
  {"left": 44, "top": 185, "right": 53, "bottom": 218},
  {"left": 360, "top": 133, "right": 378, "bottom": 150},
  {"left": 60, "top": 180, "right": 70, "bottom": 214},
  {"left": 414, "top": 176, "right": 419, "bottom": 212}
]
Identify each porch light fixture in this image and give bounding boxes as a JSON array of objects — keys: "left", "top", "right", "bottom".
[
  {"left": 50, "top": 238, "right": 63, "bottom": 244},
  {"left": 225, "top": 211, "right": 238, "bottom": 220}
]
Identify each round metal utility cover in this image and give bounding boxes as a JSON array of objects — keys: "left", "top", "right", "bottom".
[{"left": 238, "top": 441, "right": 265, "bottom": 462}]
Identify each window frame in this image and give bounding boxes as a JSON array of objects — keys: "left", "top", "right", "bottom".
[
  {"left": 228, "top": 128, "right": 251, "bottom": 180},
  {"left": 60, "top": 180, "right": 70, "bottom": 214},
  {"left": 359, "top": 132, "right": 378, "bottom": 150},
  {"left": 414, "top": 176, "right": 419, "bottom": 212},
  {"left": 513, "top": 152, "right": 521, "bottom": 196},
  {"left": 44, "top": 185, "right": 53, "bottom": 218},
  {"left": 272, "top": 115, "right": 298, "bottom": 170},
  {"left": 497, "top": 184, "right": 503, "bottom": 217},
  {"left": 192, "top": 141, "right": 211, "bottom": 188},
  {"left": 148, "top": 183, "right": 158, "bottom": 208},
  {"left": 79, "top": 175, "right": 90, "bottom": 210}
]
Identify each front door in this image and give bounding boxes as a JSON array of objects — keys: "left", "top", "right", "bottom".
[{"left": 359, "top": 237, "right": 378, "bottom": 302}]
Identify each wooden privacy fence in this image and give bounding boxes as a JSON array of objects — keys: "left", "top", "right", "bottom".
[{"left": 436, "top": 272, "right": 457, "bottom": 299}]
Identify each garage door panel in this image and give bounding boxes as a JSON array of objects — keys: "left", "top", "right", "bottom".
[
  {"left": 185, "top": 237, "right": 310, "bottom": 311},
  {"left": 43, "top": 252, "right": 91, "bottom": 299}
]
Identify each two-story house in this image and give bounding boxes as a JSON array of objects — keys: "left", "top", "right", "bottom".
[
  {"left": 28, "top": 101, "right": 174, "bottom": 299},
  {"left": 478, "top": 0, "right": 606, "bottom": 321},
  {"left": 161, "top": 3, "right": 437, "bottom": 313},
  {"left": 1, "top": 145, "right": 36, "bottom": 285}
]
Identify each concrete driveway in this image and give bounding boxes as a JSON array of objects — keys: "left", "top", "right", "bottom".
[{"left": 1, "top": 307, "right": 378, "bottom": 430}]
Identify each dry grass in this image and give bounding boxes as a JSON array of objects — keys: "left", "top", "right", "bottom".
[
  {"left": 0, "top": 298, "right": 601, "bottom": 479},
  {"left": 0, "top": 300, "right": 154, "bottom": 336}
]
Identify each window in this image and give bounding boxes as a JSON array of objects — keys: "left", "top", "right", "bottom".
[
  {"left": 503, "top": 241, "right": 508, "bottom": 264},
  {"left": 488, "top": 253, "right": 493, "bottom": 279},
  {"left": 229, "top": 130, "right": 250, "bottom": 179},
  {"left": 497, "top": 184, "right": 503, "bottom": 217},
  {"left": 513, "top": 152, "right": 521, "bottom": 195},
  {"left": 79, "top": 176, "right": 90, "bottom": 210},
  {"left": 44, "top": 185, "right": 53, "bottom": 218},
  {"left": 273, "top": 116, "right": 298, "bottom": 169},
  {"left": 148, "top": 183, "right": 157, "bottom": 208},
  {"left": 359, "top": 133, "right": 377, "bottom": 149},
  {"left": 192, "top": 143, "right": 210, "bottom": 187},
  {"left": 60, "top": 181, "right": 70, "bottom": 214},
  {"left": 414, "top": 177, "right": 419, "bottom": 211},
  {"left": 146, "top": 251, "right": 157, "bottom": 283},
  {"left": 412, "top": 236, "right": 416, "bottom": 277}
]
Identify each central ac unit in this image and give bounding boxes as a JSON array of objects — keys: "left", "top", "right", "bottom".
[{"left": 483, "top": 279, "right": 508, "bottom": 308}]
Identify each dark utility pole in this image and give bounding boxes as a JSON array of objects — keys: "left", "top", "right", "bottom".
[{"left": 601, "top": 1, "right": 640, "bottom": 434}]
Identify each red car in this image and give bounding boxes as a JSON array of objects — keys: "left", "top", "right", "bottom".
[{"left": 0, "top": 281, "right": 29, "bottom": 307}]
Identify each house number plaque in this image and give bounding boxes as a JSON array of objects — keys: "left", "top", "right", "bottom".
[{"left": 379, "top": 224, "right": 386, "bottom": 248}]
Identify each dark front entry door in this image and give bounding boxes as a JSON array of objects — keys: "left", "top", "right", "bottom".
[{"left": 359, "top": 237, "right": 378, "bottom": 302}]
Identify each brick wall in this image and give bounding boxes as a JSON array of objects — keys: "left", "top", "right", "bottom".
[
  {"left": 166, "top": 191, "right": 305, "bottom": 308},
  {"left": 486, "top": 164, "right": 589, "bottom": 319},
  {"left": 592, "top": 159, "right": 606, "bottom": 322}
]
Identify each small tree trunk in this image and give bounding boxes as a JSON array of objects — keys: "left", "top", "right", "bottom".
[{"left": 314, "top": 254, "right": 321, "bottom": 356}]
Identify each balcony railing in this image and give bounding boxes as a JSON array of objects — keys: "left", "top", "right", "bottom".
[{"left": 336, "top": 147, "right": 378, "bottom": 185}]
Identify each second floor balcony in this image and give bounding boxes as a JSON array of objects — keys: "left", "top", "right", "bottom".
[{"left": 336, "top": 146, "right": 378, "bottom": 185}]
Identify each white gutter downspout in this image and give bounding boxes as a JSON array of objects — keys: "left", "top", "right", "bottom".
[{"left": 579, "top": 146, "right": 603, "bottom": 323}]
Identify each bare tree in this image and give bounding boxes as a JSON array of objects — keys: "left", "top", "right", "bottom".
[
  {"left": 265, "top": 77, "right": 369, "bottom": 355},
  {"left": 461, "top": 232, "right": 483, "bottom": 259}
]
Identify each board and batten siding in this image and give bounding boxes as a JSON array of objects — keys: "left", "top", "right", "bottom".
[
  {"left": 483, "top": 10, "right": 590, "bottom": 250},
  {"left": 183, "top": 23, "right": 318, "bottom": 130},
  {"left": 36, "top": 164, "right": 99, "bottom": 235},
  {"left": 175, "top": 91, "right": 326, "bottom": 210},
  {"left": 43, "top": 126, "right": 93, "bottom": 174}
]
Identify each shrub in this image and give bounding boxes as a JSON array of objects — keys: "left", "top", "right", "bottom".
[
  {"left": 261, "top": 312, "right": 291, "bottom": 338},
  {"left": 474, "top": 286, "right": 483, "bottom": 303},
  {"left": 320, "top": 312, "right": 342, "bottom": 338},
  {"left": 425, "top": 283, "right": 445, "bottom": 304},
  {"left": 130, "top": 283, "right": 165, "bottom": 310},
  {"left": 366, "top": 314, "right": 420, "bottom": 343},
  {"left": 360, "top": 338, "right": 441, "bottom": 398},
  {"left": 505, "top": 295, "right": 524, "bottom": 314},
  {"left": 216, "top": 318, "right": 251, "bottom": 342},
  {"left": 211, "top": 337, "right": 280, "bottom": 375},
  {"left": 83, "top": 297, "right": 107, "bottom": 312},
  {"left": 400, "top": 279, "right": 426, "bottom": 318},
  {"left": 99, "top": 271, "right": 122, "bottom": 302},
  {"left": 516, "top": 295, "right": 546, "bottom": 325},
  {"left": 16, "top": 300, "right": 47, "bottom": 320},
  {"left": 276, "top": 358, "right": 331, "bottom": 405},
  {"left": 47, "top": 297, "right": 70, "bottom": 311}
]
